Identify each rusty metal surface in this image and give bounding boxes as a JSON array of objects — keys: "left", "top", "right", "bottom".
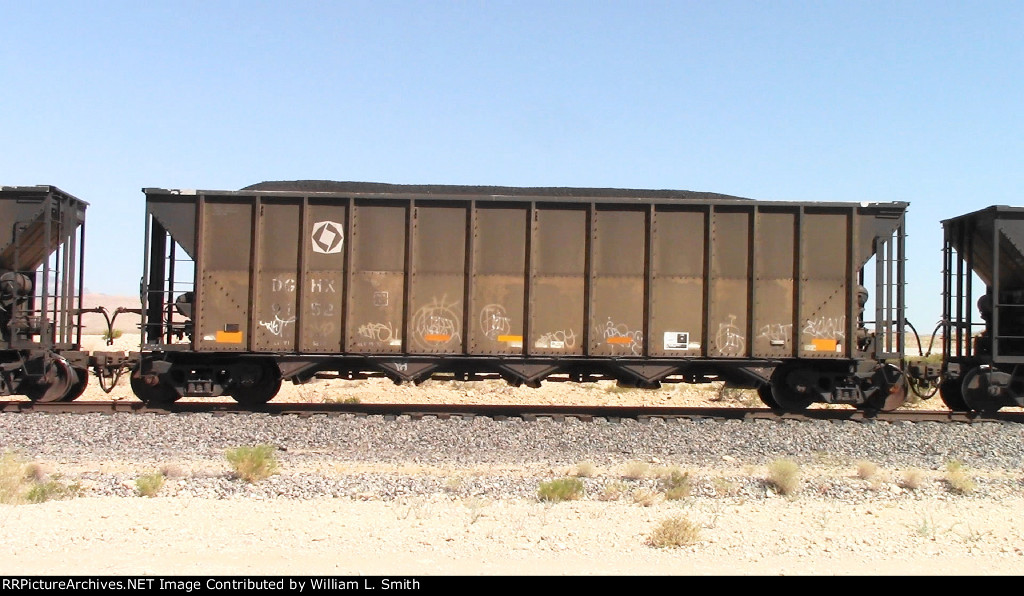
[
  {"left": 140, "top": 184, "right": 907, "bottom": 393},
  {"left": 942, "top": 206, "right": 1024, "bottom": 375},
  {"left": 943, "top": 206, "right": 1024, "bottom": 289},
  {"left": 0, "top": 186, "right": 85, "bottom": 272},
  {"left": 0, "top": 185, "right": 88, "bottom": 353}
]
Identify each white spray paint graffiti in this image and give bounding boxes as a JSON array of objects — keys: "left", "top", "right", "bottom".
[
  {"left": 411, "top": 295, "right": 462, "bottom": 349},
  {"left": 259, "top": 309, "right": 296, "bottom": 337},
  {"left": 479, "top": 304, "right": 511, "bottom": 340},
  {"left": 535, "top": 329, "right": 577, "bottom": 350},
  {"left": 260, "top": 278, "right": 297, "bottom": 342},
  {"left": 596, "top": 318, "right": 643, "bottom": 355},
  {"left": 803, "top": 316, "right": 846, "bottom": 339},
  {"left": 358, "top": 322, "right": 396, "bottom": 343},
  {"left": 714, "top": 314, "right": 745, "bottom": 356},
  {"left": 757, "top": 323, "right": 793, "bottom": 346}
]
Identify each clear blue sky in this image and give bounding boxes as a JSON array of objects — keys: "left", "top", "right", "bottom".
[{"left": 3, "top": 1, "right": 1022, "bottom": 337}]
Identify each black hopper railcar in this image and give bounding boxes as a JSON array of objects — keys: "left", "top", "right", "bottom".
[
  {"left": 0, "top": 185, "right": 91, "bottom": 402},
  {"left": 935, "top": 206, "right": 1024, "bottom": 411},
  {"left": 132, "top": 181, "right": 909, "bottom": 412}
]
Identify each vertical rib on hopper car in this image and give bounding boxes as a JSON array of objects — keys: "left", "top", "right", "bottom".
[{"left": 134, "top": 182, "right": 908, "bottom": 411}]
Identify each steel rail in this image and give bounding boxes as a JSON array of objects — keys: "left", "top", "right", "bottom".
[{"left": 0, "top": 400, "right": 1016, "bottom": 424}]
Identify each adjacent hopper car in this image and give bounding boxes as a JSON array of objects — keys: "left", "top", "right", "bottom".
[
  {"left": 0, "top": 185, "right": 90, "bottom": 402},
  {"left": 939, "top": 206, "right": 1024, "bottom": 411},
  {"left": 5, "top": 180, "right": 1019, "bottom": 412}
]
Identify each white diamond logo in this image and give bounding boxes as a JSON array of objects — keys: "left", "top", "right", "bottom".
[{"left": 311, "top": 221, "right": 344, "bottom": 254}]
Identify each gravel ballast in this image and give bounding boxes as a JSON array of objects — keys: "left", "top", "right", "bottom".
[{"left": 2, "top": 410, "right": 1024, "bottom": 575}]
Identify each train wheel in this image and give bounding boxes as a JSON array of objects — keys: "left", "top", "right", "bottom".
[
  {"left": 938, "top": 377, "right": 969, "bottom": 411},
  {"left": 769, "top": 364, "right": 815, "bottom": 411},
  {"left": 231, "top": 365, "right": 282, "bottom": 406},
  {"left": 860, "top": 364, "right": 907, "bottom": 412},
  {"left": 130, "top": 370, "right": 182, "bottom": 406},
  {"left": 62, "top": 367, "right": 90, "bottom": 402},
  {"left": 756, "top": 383, "right": 782, "bottom": 409},
  {"left": 961, "top": 367, "right": 1008, "bottom": 413},
  {"left": 24, "top": 357, "right": 78, "bottom": 403}
]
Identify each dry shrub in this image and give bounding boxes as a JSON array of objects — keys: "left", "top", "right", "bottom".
[
  {"left": 632, "top": 488, "right": 661, "bottom": 507},
  {"left": 444, "top": 475, "right": 464, "bottom": 494},
  {"left": 712, "top": 477, "right": 740, "bottom": 497},
  {"left": 856, "top": 460, "right": 879, "bottom": 480},
  {"left": 659, "top": 468, "right": 693, "bottom": 500},
  {"left": 622, "top": 460, "right": 650, "bottom": 480},
  {"left": 1, "top": 453, "right": 79, "bottom": 504},
  {"left": 648, "top": 515, "right": 701, "bottom": 548},
  {"left": 574, "top": 461, "right": 597, "bottom": 478},
  {"left": 225, "top": 445, "right": 280, "bottom": 483},
  {"left": 26, "top": 478, "right": 80, "bottom": 503},
  {"left": 0, "top": 453, "right": 28, "bottom": 504},
  {"left": 945, "top": 460, "right": 975, "bottom": 495},
  {"left": 136, "top": 472, "right": 165, "bottom": 497},
  {"left": 159, "top": 463, "right": 186, "bottom": 478},
  {"left": 900, "top": 469, "right": 924, "bottom": 490},
  {"left": 767, "top": 459, "right": 801, "bottom": 496},
  {"left": 599, "top": 481, "right": 629, "bottom": 501},
  {"left": 537, "top": 478, "right": 584, "bottom": 503}
]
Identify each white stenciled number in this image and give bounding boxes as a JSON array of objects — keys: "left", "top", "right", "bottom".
[{"left": 310, "top": 302, "right": 336, "bottom": 316}]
